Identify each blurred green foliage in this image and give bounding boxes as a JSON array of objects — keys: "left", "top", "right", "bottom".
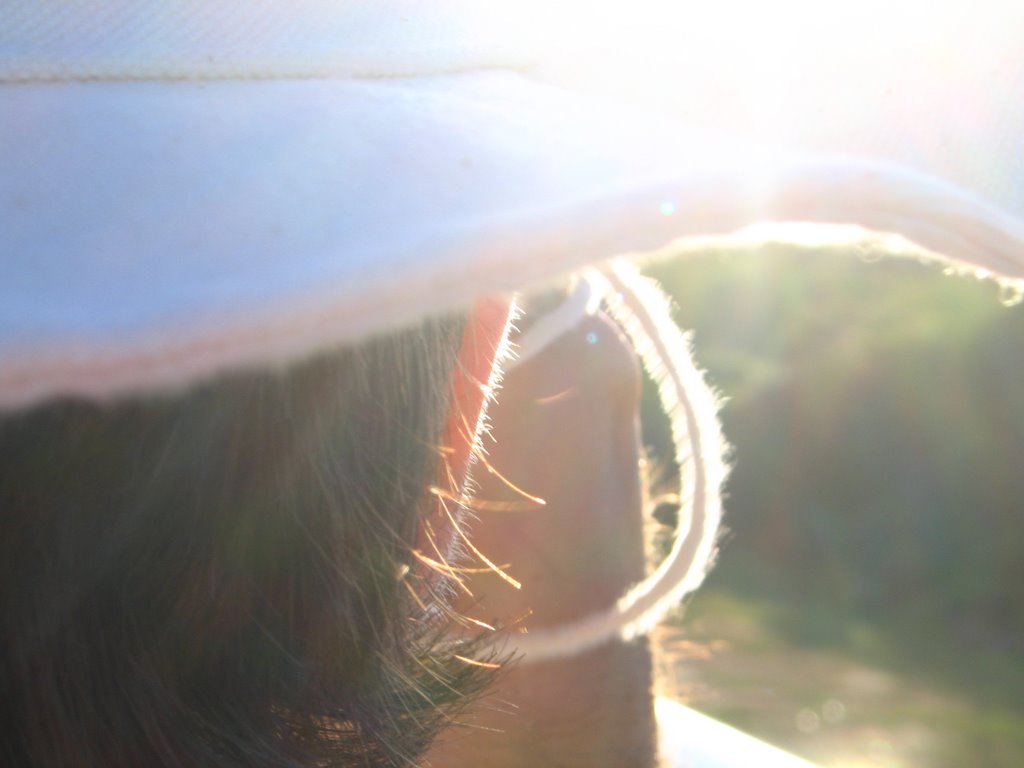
[{"left": 642, "top": 246, "right": 1024, "bottom": 765}]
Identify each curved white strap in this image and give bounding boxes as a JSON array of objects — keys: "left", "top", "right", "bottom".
[
  {"left": 508, "top": 259, "right": 727, "bottom": 663},
  {"left": 504, "top": 277, "right": 598, "bottom": 371}
]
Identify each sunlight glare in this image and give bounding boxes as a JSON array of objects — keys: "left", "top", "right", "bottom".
[
  {"left": 526, "top": 0, "right": 1024, "bottom": 228},
  {"left": 542, "top": 0, "right": 1022, "bottom": 151}
]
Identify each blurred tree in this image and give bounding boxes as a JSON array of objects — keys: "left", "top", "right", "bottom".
[{"left": 643, "top": 248, "right": 1024, "bottom": 654}]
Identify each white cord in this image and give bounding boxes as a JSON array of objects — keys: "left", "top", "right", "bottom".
[
  {"left": 502, "top": 259, "right": 728, "bottom": 663},
  {"left": 504, "top": 277, "right": 598, "bottom": 372}
]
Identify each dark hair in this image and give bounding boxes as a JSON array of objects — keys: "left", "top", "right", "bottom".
[{"left": 0, "top": 316, "right": 498, "bottom": 767}]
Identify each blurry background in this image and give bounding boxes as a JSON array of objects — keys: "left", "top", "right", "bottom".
[{"left": 641, "top": 247, "right": 1024, "bottom": 768}]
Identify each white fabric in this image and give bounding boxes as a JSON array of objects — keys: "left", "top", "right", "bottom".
[
  {"left": 0, "top": 1, "right": 553, "bottom": 81},
  {"left": 656, "top": 698, "right": 819, "bottom": 768},
  {"left": 3, "top": 1, "right": 1024, "bottom": 409}
]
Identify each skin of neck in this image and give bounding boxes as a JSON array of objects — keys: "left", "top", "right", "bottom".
[{"left": 426, "top": 310, "right": 658, "bottom": 768}]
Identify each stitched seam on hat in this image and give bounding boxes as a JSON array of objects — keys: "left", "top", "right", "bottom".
[{"left": 0, "top": 60, "right": 535, "bottom": 84}]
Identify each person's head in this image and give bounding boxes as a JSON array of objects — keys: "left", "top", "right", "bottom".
[
  {"left": 5, "top": 4, "right": 1024, "bottom": 767},
  {"left": 0, "top": 317, "right": 504, "bottom": 767}
]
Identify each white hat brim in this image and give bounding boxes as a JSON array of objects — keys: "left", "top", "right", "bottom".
[{"left": 4, "top": 65, "right": 1024, "bottom": 408}]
